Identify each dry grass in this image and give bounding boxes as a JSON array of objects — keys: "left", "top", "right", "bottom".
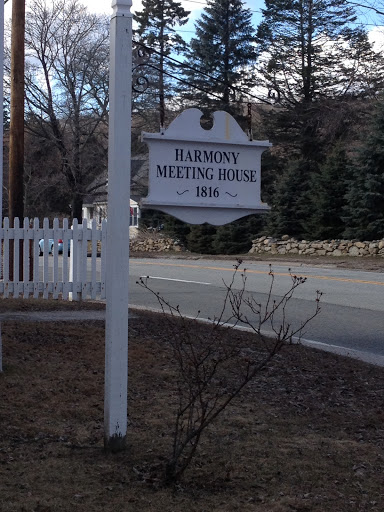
[{"left": 0, "top": 302, "right": 383, "bottom": 511}]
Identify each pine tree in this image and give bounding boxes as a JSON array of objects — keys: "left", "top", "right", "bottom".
[
  {"left": 179, "top": 0, "right": 258, "bottom": 116},
  {"left": 212, "top": 215, "right": 265, "bottom": 254},
  {"left": 163, "top": 216, "right": 191, "bottom": 247},
  {"left": 257, "top": 0, "right": 384, "bottom": 239},
  {"left": 186, "top": 224, "right": 217, "bottom": 254},
  {"left": 134, "top": 0, "right": 190, "bottom": 127},
  {"left": 266, "top": 159, "right": 315, "bottom": 238},
  {"left": 303, "top": 145, "right": 350, "bottom": 240},
  {"left": 343, "top": 100, "right": 384, "bottom": 241},
  {"left": 257, "top": 0, "right": 384, "bottom": 107}
]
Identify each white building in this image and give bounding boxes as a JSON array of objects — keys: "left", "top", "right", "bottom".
[{"left": 82, "top": 156, "right": 148, "bottom": 237}]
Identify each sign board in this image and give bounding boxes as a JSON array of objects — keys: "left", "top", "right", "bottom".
[{"left": 141, "top": 108, "right": 271, "bottom": 225}]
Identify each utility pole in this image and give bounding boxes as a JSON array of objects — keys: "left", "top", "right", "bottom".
[
  {"left": 0, "top": 0, "right": 5, "bottom": 221},
  {"left": 8, "top": 0, "right": 25, "bottom": 282},
  {"left": 9, "top": 0, "right": 25, "bottom": 223}
]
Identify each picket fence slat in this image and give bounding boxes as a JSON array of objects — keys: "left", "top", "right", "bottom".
[
  {"left": 81, "top": 219, "right": 88, "bottom": 301},
  {"left": 0, "top": 217, "right": 106, "bottom": 301},
  {"left": 62, "top": 218, "right": 70, "bottom": 300},
  {"left": 23, "top": 218, "right": 30, "bottom": 299},
  {"left": 33, "top": 218, "right": 40, "bottom": 299}
]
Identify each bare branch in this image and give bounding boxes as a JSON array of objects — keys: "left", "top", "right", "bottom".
[{"left": 137, "top": 264, "right": 321, "bottom": 485}]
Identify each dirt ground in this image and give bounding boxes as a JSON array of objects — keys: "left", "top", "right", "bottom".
[{"left": 0, "top": 294, "right": 383, "bottom": 512}]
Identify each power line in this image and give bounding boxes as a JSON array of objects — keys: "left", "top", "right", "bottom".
[
  {"left": 176, "top": 0, "right": 382, "bottom": 31},
  {"left": 134, "top": 41, "right": 271, "bottom": 105},
  {"left": 180, "top": 0, "right": 384, "bottom": 19},
  {"left": 138, "top": 64, "right": 269, "bottom": 107},
  {"left": 180, "top": 0, "right": 262, "bottom": 15},
  {"left": 146, "top": 63, "right": 233, "bottom": 103}
]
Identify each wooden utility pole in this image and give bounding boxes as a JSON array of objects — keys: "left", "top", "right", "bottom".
[
  {"left": 0, "top": 0, "right": 4, "bottom": 220},
  {"left": 9, "top": 0, "right": 25, "bottom": 223}
]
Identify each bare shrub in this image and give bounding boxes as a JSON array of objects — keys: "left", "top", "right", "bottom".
[{"left": 138, "top": 260, "right": 322, "bottom": 485}]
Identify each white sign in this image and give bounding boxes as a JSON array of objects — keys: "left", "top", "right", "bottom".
[{"left": 141, "top": 109, "right": 271, "bottom": 225}]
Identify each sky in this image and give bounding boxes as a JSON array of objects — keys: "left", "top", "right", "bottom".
[
  {"left": 86, "top": 0, "right": 262, "bottom": 46},
  {"left": 3, "top": 0, "right": 262, "bottom": 43},
  {"left": 55, "top": 0, "right": 261, "bottom": 38},
  {"left": 79, "top": 0, "right": 384, "bottom": 51},
  {"left": 79, "top": 0, "right": 258, "bottom": 18},
  {"left": 3, "top": 0, "right": 382, "bottom": 47}
]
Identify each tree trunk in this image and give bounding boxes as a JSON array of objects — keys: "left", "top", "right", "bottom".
[
  {"left": 223, "top": 2, "right": 230, "bottom": 106},
  {"left": 9, "top": 0, "right": 25, "bottom": 223},
  {"left": 159, "top": 0, "right": 165, "bottom": 129},
  {"left": 71, "top": 192, "right": 83, "bottom": 222}
]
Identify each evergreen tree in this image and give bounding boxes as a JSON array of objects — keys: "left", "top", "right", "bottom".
[
  {"left": 257, "top": 0, "right": 384, "bottom": 158},
  {"left": 212, "top": 215, "right": 265, "bottom": 254},
  {"left": 134, "top": 0, "right": 190, "bottom": 127},
  {"left": 186, "top": 224, "right": 217, "bottom": 254},
  {"left": 257, "top": 0, "right": 384, "bottom": 239},
  {"left": 179, "top": 0, "right": 258, "bottom": 116},
  {"left": 140, "top": 210, "right": 192, "bottom": 247},
  {"left": 163, "top": 215, "right": 191, "bottom": 247},
  {"left": 303, "top": 145, "right": 350, "bottom": 240},
  {"left": 266, "top": 159, "right": 315, "bottom": 238},
  {"left": 343, "top": 100, "right": 384, "bottom": 241},
  {"left": 257, "top": 0, "right": 384, "bottom": 107}
]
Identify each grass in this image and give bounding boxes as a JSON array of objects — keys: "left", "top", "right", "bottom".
[{"left": 0, "top": 300, "right": 383, "bottom": 511}]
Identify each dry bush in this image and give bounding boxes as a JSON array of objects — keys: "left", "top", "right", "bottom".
[{"left": 138, "top": 260, "right": 321, "bottom": 484}]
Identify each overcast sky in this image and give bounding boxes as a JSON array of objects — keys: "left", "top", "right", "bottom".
[
  {"left": 3, "top": 0, "right": 261, "bottom": 41},
  {"left": 81, "top": 0, "right": 254, "bottom": 16},
  {"left": 3, "top": 0, "right": 382, "bottom": 47},
  {"left": 83, "top": 0, "right": 261, "bottom": 43}
]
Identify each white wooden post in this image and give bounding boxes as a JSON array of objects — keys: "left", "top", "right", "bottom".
[
  {"left": 100, "top": 219, "right": 107, "bottom": 300},
  {"left": 62, "top": 218, "right": 70, "bottom": 300},
  {"left": 69, "top": 219, "right": 81, "bottom": 301},
  {"left": 80, "top": 218, "right": 89, "bottom": 300},
  {"left": 13, "top": 217, "right": 20, "bottom": 298},
  {"left": 33, "top": 217, "right": 39, "bottom": 299},
  {"left": 90, "top": 218, "right": 98, "bottom": 300},
  {"left": 52, "top": 217, "right": 60, "bottom": 299},
  {"left": 104, "top": 0, "right": 132, "bottom": 452},
  {"left": 23, "top": 217, "right": 30, "bottom": 298}
]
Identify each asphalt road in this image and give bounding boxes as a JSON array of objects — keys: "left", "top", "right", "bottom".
[
  {"left": 127, "top": 258, "right": 384, "bottom": 364},
  {"left": 37, "top": 255, "right": 384, "bottom": 364}
]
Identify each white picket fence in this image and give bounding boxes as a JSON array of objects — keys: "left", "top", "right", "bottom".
[{"left": 0, "top": 217, "right": 107, "bottom": 300}]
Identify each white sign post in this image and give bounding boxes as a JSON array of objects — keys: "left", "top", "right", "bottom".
[
  {"left": 142, "top": 109, "right": 271, "bottom": 225},
  {"left": 104, "top": 5, "right": 270, "bottom": 450},
  {"left": 104, "top": 0, "right": 132, "bottom": 452}
]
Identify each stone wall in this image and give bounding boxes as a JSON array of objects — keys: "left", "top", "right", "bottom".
[
  {"left": 130, "top": 236, "right": 185, "bottom": 253},
  {"left": 249, "top": 235, "right": 384, "bottom": 257}
]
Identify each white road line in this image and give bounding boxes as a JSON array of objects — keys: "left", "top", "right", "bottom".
[
  {"left": 139, "top": 275, "right": 211, "bottom": 285},
  {"left": 130, "top": 305, "right": 384, "bottom": 368}
]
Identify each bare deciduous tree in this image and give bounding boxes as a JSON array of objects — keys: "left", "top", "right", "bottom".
[{"left": 23, "top": 0, "right": 109, "bottom": 220}]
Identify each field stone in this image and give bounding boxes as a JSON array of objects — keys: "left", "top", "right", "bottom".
[{"left": 249, "top": 237, "right": 384, "bottom": 258}]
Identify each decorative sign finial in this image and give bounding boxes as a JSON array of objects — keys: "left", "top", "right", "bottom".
[{"left": 111, "top": 0, "right": 132, "bottom": 17}]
